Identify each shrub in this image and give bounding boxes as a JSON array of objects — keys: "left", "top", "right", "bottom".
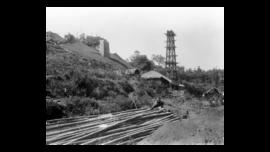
[
  {"left": 46, "top": 100, "right": 66, "bottom": 120},
  {"left": 113, "top": 95, "right": 134, "bottom": 110},
  {"left": 137, "top": 94, "right": 153, "bottom": 108},
  {"left": 182, "top": 81, "right": 208, "bottom": 97},
  {"left": 65, "top": 97, "right": 100, "bottom": 116},
  {"left": 119, "top": 81, "right": 134, "bottom": 94},
  {"left": 98, "top": 100, "right": 121, "bottom": 114},
  {"left": 64, "top": 33, "right": 77, "bottom": 43}
]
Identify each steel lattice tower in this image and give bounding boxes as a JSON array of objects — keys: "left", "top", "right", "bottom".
[{"left": 165, "top": 30, "right": 177, "bottom": 81}]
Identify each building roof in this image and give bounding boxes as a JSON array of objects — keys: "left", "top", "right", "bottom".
[{"left": 141, "top": 71, "right": 172, "bottom": 83}]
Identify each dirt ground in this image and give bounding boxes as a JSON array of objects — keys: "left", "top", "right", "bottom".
[{"left": 137, "top": 97, "right": 224, "bottom": 145}]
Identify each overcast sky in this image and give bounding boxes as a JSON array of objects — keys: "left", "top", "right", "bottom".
[{"left": 46, "top": 7, "right": 224, "bottom": 70}]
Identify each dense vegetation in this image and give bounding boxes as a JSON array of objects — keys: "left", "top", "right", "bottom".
[
  {"left": 46, "top": 42, "right": 156, "bottom": 120},
  {"left": 46, "top": 32, "right": 224, "bottom": 120},
  {"left": 128, "top": 50, "right": 224, "bottom": 97}
]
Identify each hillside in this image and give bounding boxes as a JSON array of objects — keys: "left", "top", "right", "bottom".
[
  {"left": 110, "top": 53, "right": 133, "bottom": 69},
  {"left": 60, "top": 42, "right": 127, "bottom": 70},
  {"left": 46, "top": 38, "right": 154, "bottom": 119},
  {"left": 46, "top": 31, "right": 131, "bottom": 70},
  {"left": 46, "top": 31, "right": 65, "bottom": 43},
  {"left": 46, "top": 43, "right": 112, "bottom": 75}
]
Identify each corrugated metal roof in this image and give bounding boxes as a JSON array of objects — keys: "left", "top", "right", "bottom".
[{"left": 141, "top": 71, "right": 172, "bottom": 83}]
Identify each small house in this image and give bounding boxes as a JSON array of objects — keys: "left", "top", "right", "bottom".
[{"left": 141, "top": 70, "right": 172, "bottom": 85}]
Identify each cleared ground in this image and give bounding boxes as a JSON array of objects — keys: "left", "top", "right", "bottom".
[{"left": 138, "top": 98, "right": 224, "bottom": 145}]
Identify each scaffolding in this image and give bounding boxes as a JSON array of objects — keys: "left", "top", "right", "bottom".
[{"left": 165, "top": 30, "right": 177, "bottom": 81}]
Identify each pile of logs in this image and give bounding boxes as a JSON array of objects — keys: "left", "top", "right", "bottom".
[{"left": 46, "top": 108, "right": 179, "bottom": 145}]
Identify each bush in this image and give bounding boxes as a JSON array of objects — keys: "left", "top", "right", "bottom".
[
  {"left": 136, "top": 94, "right": 153, "bottom": 108},
  {"left": 46, "top": 100, "right": 66, "bottom": 120},
  {"left": 182, "top": 81, "right": 209, "bottom": 97},
  {"left": 112, "top": 95, "right": 134, "bottom": 110},
  {"left": 98, "top": 100, "right": 121, "bottom": 114},
  {"left": 46, "top": 89, "right": 155, "bottom": 120},
  {"left": 65, "top": 97, "right": 100, "bottom": 116},
  {"left": 135, "top": 79, "right": 169, "bottom": 98},
  {"left": 64, "top": 33, "right": 77, "bottom": 43},
  {"left": 119, "top": 81, "right": 134, "bottom": 94},
  {"left": 62, "top": 95, "right": 139, "bottom": 118}
]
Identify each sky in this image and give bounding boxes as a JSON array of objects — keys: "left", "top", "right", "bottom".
[{"left": 46, "top": 7, "right": 224, "bottom": 70}]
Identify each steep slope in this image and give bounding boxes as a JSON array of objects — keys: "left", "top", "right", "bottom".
[
  {"left": 109, "top": 53, "right": 133, "bottom": 69},
  {"left": 61, "top": 41, "right": 100, "bottom": 55},
  {"left": 46, "top": 42, "right": 117, "bottom": 75},
  {"left": 60, "top": 42, "right": 128, "bottom": 70},
  {"left": 46, "top": 31, "right": 65, "bottom": 43},
  {"left": 46, "top": 31, "right": 131, "bottom": 70}
]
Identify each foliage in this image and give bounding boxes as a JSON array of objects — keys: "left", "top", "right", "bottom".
[
  {"left": 64, "top": 33, "right": 77, "bottom": 43},
  {"left": 65, "top": 97, "right": 100, "bottom": 116},
  {"left": 152, "top": 54, "right": 165, "bottom": 67},
  {"left": 129, "top": 51, "right": 154, "bottom": 71},
  {"left": 177, "top": 67, "right": 224, "bottom": 91},
  {"left": 46, "top": 100, "right": 66, "bottom": 120},
  {"left": 78, "top": 33, "right": 101, "bottom": 47},
  {"left": 182, "top": 81, "right": 209, "bottom": 97},
  {"left": 46, "top": 95, "right": 143, "bottom": 120},
  {"left": 135, "top": 79, "right": 169, "bottom": 98},
  {"left": 84, "top": 36, "right": 101, "bottom": 47},
  {"left": 46, "top": 32, "right": 224, "bottom": 120}
]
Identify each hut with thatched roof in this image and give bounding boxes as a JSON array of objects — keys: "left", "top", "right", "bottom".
[{"left": 141, "top": 70, "right": 172, "bottom": 84}]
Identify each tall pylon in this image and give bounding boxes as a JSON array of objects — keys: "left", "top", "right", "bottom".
[{"left": 165, "top": 30, "right": 177, "bottom": 81}]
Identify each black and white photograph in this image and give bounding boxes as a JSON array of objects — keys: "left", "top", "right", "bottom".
[{"left": 46, "top": 7, "right": 224, "bottom": 145}]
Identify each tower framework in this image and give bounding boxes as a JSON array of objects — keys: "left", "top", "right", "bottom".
[{"left": 165, "top": 30, "right": 177, "bottom": 81}]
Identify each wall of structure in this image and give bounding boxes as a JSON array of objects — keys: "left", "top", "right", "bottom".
[{"left": 97, "top": 39, "right": 110, "bottom": 58}]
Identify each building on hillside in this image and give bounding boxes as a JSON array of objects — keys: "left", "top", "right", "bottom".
[
  {"left": 96, "top": 39, "right": 110, "bottom": 58},
  {"left": 141, "top": 70, "right": 185, "bottom": 90},
  {"left": 141, "top": 70, "right": 172, "bottom": 85}
]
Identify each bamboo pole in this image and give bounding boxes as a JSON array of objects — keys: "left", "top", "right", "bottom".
[
  {"left": 101, "top": 118, "right": 178, "bottom": 145},
  {"left": 46, "top": 107, "right": 180, "bottom": 145},
  {"left": 79, "top": 116, "right": 176, "bottom": 145},
  {"left": 48, "top": 117, "right": 179, "bottom": 145}
]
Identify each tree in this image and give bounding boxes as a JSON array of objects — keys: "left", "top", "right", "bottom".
[
  {"left": 129, "top": 50, "right": 140, "bottom": 61},
  {"left": 64, "top": 33, "right": 77, "bottom": 43},
  {"left": 152, "top": 54, "right": 165, "bottom": 67},
  {"left": 129, "top": 51, "right": 154, "bottom": 71},
  {"left": 134, "top": 50, "right": 140, "bottom": 56}
]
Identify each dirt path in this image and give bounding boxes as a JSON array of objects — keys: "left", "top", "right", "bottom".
[{"left": 138, "top": 98, "right": 224, "bottom": 145}]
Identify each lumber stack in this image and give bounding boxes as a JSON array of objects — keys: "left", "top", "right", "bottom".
[{"left": 46, "top": 108, "right": 179, "bottom": 145}]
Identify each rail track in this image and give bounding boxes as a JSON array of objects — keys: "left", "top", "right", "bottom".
[{"left": 46, "top": 108, "right": 180, "bottom": 145}]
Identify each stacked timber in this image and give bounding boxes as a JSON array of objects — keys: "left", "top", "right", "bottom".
[{"left": 46, "top": 108, "right": 179, "bottom": 145}]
